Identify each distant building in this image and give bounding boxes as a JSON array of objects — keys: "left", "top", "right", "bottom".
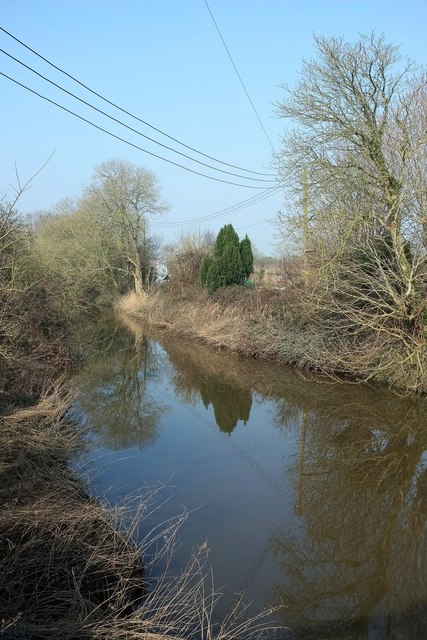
[{"left": 153, "top": 261, "right": 168, "bottom": 283}]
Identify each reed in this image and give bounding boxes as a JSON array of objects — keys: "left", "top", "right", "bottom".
[{"left": 1, "top": 383, "right": 281, "bottom": 639}]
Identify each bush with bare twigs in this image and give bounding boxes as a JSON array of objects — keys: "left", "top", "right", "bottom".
[{"left": 165, "top": 230, "right": 215, "bottom": 298}]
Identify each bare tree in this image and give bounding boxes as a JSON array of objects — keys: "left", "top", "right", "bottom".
[
  {"left": 275, "top": 33, "right": 427, "bottom": 390},
  {"left": 85, "top": 158, "right": 168, "bottom": 295}
]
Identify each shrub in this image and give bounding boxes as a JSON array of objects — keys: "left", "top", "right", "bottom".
[
  {"left": 202, "top": 224, "right": 253, "bottom": 293},
  {"left": 240, "top": 234, "right": 254, "bottom": 278}
]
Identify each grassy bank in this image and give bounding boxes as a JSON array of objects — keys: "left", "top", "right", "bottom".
[
  {"left": 117, "top": 280, "right": 427, "bottom": 394},
  {"left": 2, "top": 352, "right": 281, "bottom": 639},
  {"left": 117, "top": 286, "right": 332, "bottom": 377},
  {"left": 117, "top": 286, "right": 316, "bottom": 365},
  {"left": 1, "top": 385, "right": 143, "bottom": 638}
]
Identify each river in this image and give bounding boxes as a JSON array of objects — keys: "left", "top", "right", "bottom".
[{"left": 73, "top": 316, "right": 427, "bottom": 639}]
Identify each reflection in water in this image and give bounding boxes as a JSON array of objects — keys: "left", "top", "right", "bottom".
[
  {"left": 271, "top": 388, "right": 427, "bottom": 639},
  {"left": 76, "top": 316, "right": 427, "bottom": 639},
  {"left": 76, "top": 319, "right": 168, "bottom": 450},
  {"left": 159, "top": 334, "right": 254, "bottom": 435},
  {"left": 200, "top": 378, "right": 251, "bottom": 434},
  {"left": 158, "top": 335, "right": 427, "bottom": 637}
]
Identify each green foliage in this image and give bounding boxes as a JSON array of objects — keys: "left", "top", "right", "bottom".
[
  {"left": 213, "top": 225, "right": 227, "bottom": 258},
  {"left": 200, "top": 255, "right": 213, "bottom": 288},
  {"left": 220, "top": 241, "right": 245, "bottom": 286},
  {"left": 240, "top": 234, "right": 254, "bottom": 278},
  {"left": 33, "top": 159, "right": 166, "bottom": 309},
  {"left": 206, "top": 257, "right": 226, "bottom": 293},
  {"left": 201, "top": 224, "right": 250, "bottom": 293},
  {"left": 213, "top": 224, "right": 239, "bottom": 257},
  {"left": 34, "top": 205, "right": 127, "bottom": 311}
]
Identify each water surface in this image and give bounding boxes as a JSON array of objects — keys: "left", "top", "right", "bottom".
[{"left": 74, "top": 318, "right": 427, "bottom": 639}]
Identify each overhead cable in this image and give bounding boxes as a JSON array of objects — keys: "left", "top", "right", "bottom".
[
  {"left": 152, "top": 185, "right": 281, "bottom": 227},
  {"left": 1, "top": 48, "right": 276, "bottom": 184},
  {"left": 0, "top": 25, "right": 274, "bottom": 177},
  {"left": 203, "top": 0, "right": 275, "bottom": 151},
  {"left": 236, "top": 220, "right": 270, "bottom": 232},
  {"left": 0, "top": 71, "right": 270, "bottom": 189}
]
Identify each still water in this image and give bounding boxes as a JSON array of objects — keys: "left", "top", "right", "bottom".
[{"left": 74, "top": 317, "right": 427, "bottom": 639}]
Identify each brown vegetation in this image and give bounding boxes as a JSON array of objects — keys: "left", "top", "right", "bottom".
[
  {"left": 1, "top": 305, "right": 281, "bottom": 639},
  {"left": 1, "top": 385, "right": 141, "bottom": 638},
  {"left": 116, "top": 271, "right": 316, "bottom": 370},
  {"left": 118, "top": 239, "right": 427, "bottom": 393},
  {"left": 275, "top": 33, "right": 427, "bottom": 393},
  {"left": 2, "top": 179, "right": 281, "bottom": 638}
]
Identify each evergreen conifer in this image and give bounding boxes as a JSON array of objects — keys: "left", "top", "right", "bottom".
[
  {"left": 200, "top": 255, "right": 212, "bottom": 287},
  {"left": 240, "top": 234, "right": 254, "bottom": 279},
  {"left": 202, "top": 224, "right": 252, "bottom": 292}
]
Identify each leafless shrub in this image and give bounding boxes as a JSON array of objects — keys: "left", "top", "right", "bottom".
[{"left": 165, "top": 230, "right": 215, "bottom": 297}]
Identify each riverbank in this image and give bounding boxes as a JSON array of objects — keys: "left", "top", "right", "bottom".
[
  {"left": 1, "top": 318, "right": 280, "bottom": 639},
  {"left": 117, "top": 284, "right": 427, "bottom": 394},
  {"left": 0, "top": 384, "right": 147, "bottom": 638},
  {"left": 117, "top": 287, "right": 313, "bottom": 364}
]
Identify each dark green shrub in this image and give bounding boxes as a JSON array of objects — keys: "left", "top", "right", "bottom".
[
  {"left": 200, "top": 255, "right": 213, "bottom": 288},
  {"left": 206, "top": 257, "right": 226, "bottom": 293},
  {"left": 240, "top": 235, "right": 254, "bottom": 278},
  {"left": 201, "top": 224, "right": 253, "bottom": 293}
]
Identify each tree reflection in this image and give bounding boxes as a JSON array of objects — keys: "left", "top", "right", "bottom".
[
  {"left": 200, "top": 378, "right": 251, "bottom": 434},
  {"left": 158, "top": 336, "right": 253, "bottom": 434},
  {"left": 76, "top": 319, "right": 168, "bottom": 450},
  {"left": 75, "top": 317, "right": 427, "bottom": 638},
  {"left": 271, "top": 388, "right": 427, "bottom": 639}
]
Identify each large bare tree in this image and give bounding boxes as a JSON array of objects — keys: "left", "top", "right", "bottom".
[
  {"left": 85, "top": 158, "right": 168, "bottom": 295},
  {"left": 276, "top": 33, "right": 427, "bottom": 391}
]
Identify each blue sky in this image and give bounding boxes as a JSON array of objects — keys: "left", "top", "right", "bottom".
[{"left": 1, "top": 0, "right": 426, "bottom": 255}]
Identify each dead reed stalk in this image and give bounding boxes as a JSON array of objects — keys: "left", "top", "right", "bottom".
[{"left": 1, "top": 383, "right": 282, "bottom": 639}]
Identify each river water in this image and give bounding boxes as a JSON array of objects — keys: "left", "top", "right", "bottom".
[{"left": 73, "top": 316, "right": 427, "bottom": 639}]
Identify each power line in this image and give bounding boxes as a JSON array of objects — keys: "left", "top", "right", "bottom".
[
  {"left": 153, "top": 187, "right": 279, "bottom": 226},
  {"left": 1, "top": 48, "right": 276, "bottom": 185},
  {"left": 0, "top": 25, "right": 274, "bottom": 177},
  {"left": 203, "top": 0, "right": 275, "bottom": 151},
  {"left": 236, "top": 220, "right": 270, "bottom": 231},
  {"left": 0, "top": 71, "right": 270, "bottom": 189},
  {"left": 151, "top": 186, "right": 281, "bottom": 227}
]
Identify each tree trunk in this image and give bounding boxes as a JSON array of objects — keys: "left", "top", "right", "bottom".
[{"left": 133, "top": 262, "right": 144, "bottom": 296}]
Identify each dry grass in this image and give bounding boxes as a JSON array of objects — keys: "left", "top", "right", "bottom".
[
  {"left": 118, "top": 290, "right": 246, "bottom": 351},
  {"left": 117, "top": 269, "right": 427, "bottom": 395},
  {"left": 116, "top": 286, "right": 299, "bottom": 362},
  {"left": 1, "top": 380, "right": 282, "bottom": 640},
  {"left": 0, "top": 383, "right": 141, "bottom": 638}
]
